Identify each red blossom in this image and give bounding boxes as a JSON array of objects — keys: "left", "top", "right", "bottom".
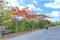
[{"left": 0, "top": 0, "right": 3, "bottom": 2}]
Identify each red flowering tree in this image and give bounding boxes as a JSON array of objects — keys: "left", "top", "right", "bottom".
[{"left": 14, "top": 7, "right": 51, "bottom": 31}]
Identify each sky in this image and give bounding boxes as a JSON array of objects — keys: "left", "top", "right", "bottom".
[{"left": 4, "top": 0, "right": 60, "bottom": 22}]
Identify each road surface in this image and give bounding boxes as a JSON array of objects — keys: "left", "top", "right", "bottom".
[{"left": 9, "top": 26, "right": 60, "bottom": 40}]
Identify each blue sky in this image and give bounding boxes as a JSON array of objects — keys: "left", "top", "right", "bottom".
[{"left": 5, "top": 0, "right": 60, "bottom": 22}]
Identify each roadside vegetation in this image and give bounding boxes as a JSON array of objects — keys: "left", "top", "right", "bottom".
[
  {"left": 0, "top": 1, "right": 51, "bottom": 34},
  {"left": 52, "top": 21, "right": 60, "bottom": 26}
]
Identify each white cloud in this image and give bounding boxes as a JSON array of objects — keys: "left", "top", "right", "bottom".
[
  {"left": 5, "top": 0, "right": 42, "bottom": 11},
  {"left": 26, "top": 4, "right": 42, "bottom": 11},
  {"left": 46, "top": 11, "right": 60, "bottom": 17},
  {"left": 5, "top": 0, "right": 19, "bottom": 7},
  {"left": 26, "top": 4, "right": 35, "bottom": 11},
  {"left": 19, "top": 6, "right": 24, "bottom": 10},
  {"left": 51, "top": 11, "right": 60, "bottom": 17},
  {"left": 46, "top": 11, "right": 60, "bottom": 22},
  {"left": 33, "top": 0, "right": 38, "bottom": 4},
  {"left": 44, "top": 0, "right": 60, "bottom": 8}
]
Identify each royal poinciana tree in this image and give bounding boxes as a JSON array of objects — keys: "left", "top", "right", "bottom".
[
  {"left": 12, "top": 7, "right": 51, "bottom": 31},
  {"left": 0, "top": 0, "right": 51, "bottom": 32}
]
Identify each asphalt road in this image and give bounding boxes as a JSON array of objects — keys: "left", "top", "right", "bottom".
[{"left": 9, "top": 26, "right": 60, "bottom": 40}]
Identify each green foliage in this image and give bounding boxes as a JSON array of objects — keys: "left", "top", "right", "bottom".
[
  {"left": 4, "top": 21, "right": 16, "bottom": 32},
  {"left": 53, "top": 21, "right": 60, "bottom": 26},
  {"left": 39, "top": 20, "right": 51, "bottom": 28},
  {"left": 39, "top": 21, "right": 45, "bottom": 28},
  {"left": 4, "top": 19, "right": 51, "bottom": 32}
]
